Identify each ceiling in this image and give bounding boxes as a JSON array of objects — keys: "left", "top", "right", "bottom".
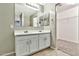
[
  {"left": 15, "top": 4, "right": 38, "bottom": 16},
  {"left": 56, "top": 3, "right": 78, "bottom": 12}
]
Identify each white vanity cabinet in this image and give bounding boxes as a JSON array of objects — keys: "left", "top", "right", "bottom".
[
  {"left": 15, "top": 36, "right": 30, "bottom": 56},
  {"left": 29, "top": 35, "right": 39, "bottom": 53},
  {"left": 39, "top": 33, "right": 50, "bottom": 50},
  {"left": 15, "top": 35, "right": 39, "bottom": 56},
  {"left": 15, "top": 31, "right": 50, "bottom": 56}
]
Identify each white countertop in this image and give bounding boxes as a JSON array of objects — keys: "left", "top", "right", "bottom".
[{"left": 14, "top": 30, "right": 50, "bottom": 36}]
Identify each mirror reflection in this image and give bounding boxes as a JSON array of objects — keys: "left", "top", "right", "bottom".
[{"left": 15, "top": 3, "right": 50, "bottom": 28}]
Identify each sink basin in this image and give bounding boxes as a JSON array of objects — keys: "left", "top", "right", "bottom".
[{"left": 14, "top": 30, "right": 50, "bottom": 36}]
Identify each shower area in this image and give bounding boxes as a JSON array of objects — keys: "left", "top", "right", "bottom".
[{"left": 56, "top": 3, "right": 79, "bottom": 56}]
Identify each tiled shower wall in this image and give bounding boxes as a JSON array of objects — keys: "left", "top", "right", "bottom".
[{"left": 57, "top": 5, "right": 79, "bottom": 56}]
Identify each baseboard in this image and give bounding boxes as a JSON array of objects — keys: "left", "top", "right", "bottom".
[
  {"left": 57, "top": 39, "right": 79, "bottom": 44},
  {"left": 1, "top": 52, "right": 15, "bottom": 56}
]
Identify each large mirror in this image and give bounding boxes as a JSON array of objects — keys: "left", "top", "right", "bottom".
[{"left": 15, "top": 3, "right": 50, "bottom": 28}]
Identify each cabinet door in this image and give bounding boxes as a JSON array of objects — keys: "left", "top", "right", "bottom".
[
  {"left": 29, "top": 35, "right": 38, "bottom": 53},
  {"left": 15, "top": 36, "right": 29, "bottom": 56},
  {"left": 39, "top": 33, "right": 50, "bottom": 50},
  {"left": 44, "top": 34, "right": 50, "bottom": 47},
  {"left": 39, "top": 37, "right": 45, "bottom": 50}
]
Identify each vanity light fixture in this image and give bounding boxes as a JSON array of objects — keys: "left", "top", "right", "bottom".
[{"left": 25, "top": 3, "right": 40, "bottom": 11}]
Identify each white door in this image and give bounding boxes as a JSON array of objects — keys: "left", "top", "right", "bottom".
[{"left": 29, "top": 35, "right": 38, "bottom": 53}]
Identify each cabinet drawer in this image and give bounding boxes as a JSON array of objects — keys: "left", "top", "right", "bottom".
[
  {"left": 39, "top": 33, "right": 50, "bottom": 38},
  {"left": 15, "top": 35, "right": 38, "bottom": 40},
  {"left": 15, "top": 36, "right": 29, "bottom": 40}
]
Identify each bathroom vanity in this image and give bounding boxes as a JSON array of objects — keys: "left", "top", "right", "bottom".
[
  {"left": 14, "top": 3, "right": 55, "bottom": 56},
  {"left": 14, "top": 30, "right": 51, "bottom": 56}
]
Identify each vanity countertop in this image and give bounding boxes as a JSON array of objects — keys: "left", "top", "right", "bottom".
[{"left": 14, "top": 30, "right": 50, "bottom": 36}]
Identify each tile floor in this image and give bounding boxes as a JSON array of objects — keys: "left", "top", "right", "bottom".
[
  {"left": 57, "top": 39, "right": 79, "bottom": 56},
  {"left": 10, "top": 48, "right": 70, "bottom": 56},
  {"left": 32, "top": 48, "right": 70, "bottom": 56}
]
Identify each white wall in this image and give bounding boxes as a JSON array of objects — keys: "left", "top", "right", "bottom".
[
  {"left": 44, "top": 3, "right": 56, "bottom": 48},
  {"left": 44, "top": 3, "right": 55, "bottom": 12},
  {"left": 57, "top": 6, "right": 78, "bottom": 43},
  {"left": 0, "top": 3, "right": 15, "bottom": 55}
]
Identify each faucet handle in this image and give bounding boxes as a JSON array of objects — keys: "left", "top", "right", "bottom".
[
  {"left": 24, "top": 31, "right": 28, "bottom": 33},
  {"left": 39, "top": 30, "right": 42, "bottom": 32}
]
